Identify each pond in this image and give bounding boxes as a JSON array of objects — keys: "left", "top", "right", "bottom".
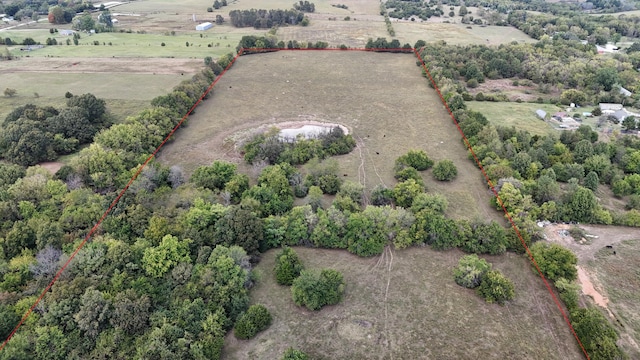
[{"left": 278, "top": 124, "right": 335, "bottom": 140}]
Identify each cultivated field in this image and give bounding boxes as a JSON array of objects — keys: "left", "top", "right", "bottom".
[
  {"left": 222, "top": 246, "right": 584, "bottom": 359},
  {"left": 158, "top": 50, "right": 502, "bottom": 221},
  {"left": 466, "top": 101, "right": 563, "bottom": 135}
]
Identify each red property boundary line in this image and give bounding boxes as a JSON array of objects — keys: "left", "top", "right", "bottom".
[
  {"left": 1, "top": 47, "right": 588, "bottom": 359},
  {"left": 412, "top": 48, "right": 590, "bottom": 360}
]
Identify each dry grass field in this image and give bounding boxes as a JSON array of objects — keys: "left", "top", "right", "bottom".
[
  {"left": 222, "top": 247, "right": 584, "bottom": 359},
  {"left": 588, "top": 240, "right": 640, "bottom": 358},
  {"left": 157, "top": 50, "right": 502, "bottom": 221}
]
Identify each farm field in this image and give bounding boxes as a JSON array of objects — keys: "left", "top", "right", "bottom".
[
  {"left": 466, "top": 101, "right": 563, "bottom": 135},
  {"left": 157, "top": 50, "right": 502, "bottom": 221},
  {"left": 0, "top": 61, "right": 193, "bottom": 121},
  {"left": 222, "top": 246, "right": 583, "bottom": 359}
]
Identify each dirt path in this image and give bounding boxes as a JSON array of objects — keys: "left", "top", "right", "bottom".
[{"left": 543, "top": 223, "right": 640, "bottom": 263}]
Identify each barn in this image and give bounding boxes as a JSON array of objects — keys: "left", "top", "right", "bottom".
[{"left": 196, "top": 22, "right": 213, "bottom": 31}]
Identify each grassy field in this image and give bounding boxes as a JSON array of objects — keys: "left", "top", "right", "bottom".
[
  {"left": 588, "top": 240, "right": 640, "bottom": 358},
  {"left": 466, "top": 101, "right": 563, "bottom": 135},
  {"left": 157, "top": 50, "right": 503, "bottom": 221},
  {"left": 222, "top": 247, "right": 583, "bottom": 359},
  {"left": 0, "top": 72, "right": 185, "bottom": 121}
]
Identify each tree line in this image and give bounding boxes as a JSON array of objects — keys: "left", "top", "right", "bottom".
[{"left": 228, "top": 9, "right": 306, "bottom": 29}]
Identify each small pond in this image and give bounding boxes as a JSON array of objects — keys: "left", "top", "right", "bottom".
[{"left": 278, "top": 124, "right": 335, "bottom": 140}]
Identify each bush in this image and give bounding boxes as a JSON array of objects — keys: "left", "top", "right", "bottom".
[
  {"left": 570, "top": 307, "right": 623, "bottom": 359},
  {"left": 396, "top": 150, "right": 433, "bottom": 171},
  {"left": 453, "top": 254, "right": 491, "bottom": 289},
  {"left": 281, "top": 348, "right": 309, "bottom": 360},
  {"left": 234, "top": 304, "right": 272, "bottom": 339},
  {"left": 274, "top": 246, "right": 304, "bottom": 286},
  {"left": 291, "top": 269, "right": 345, "bottom": 310},
  {"left": 476, "top": 270, "right": 515, "bottom": 305},
  {"left": 529, "top": 242, "right": 577, "bottom": 282},
  {"left": 432, "top": 160, "right": 458, "bottom": 181},
  {"left": 555, "top": 278, "right": 580, "bottom": 310}
]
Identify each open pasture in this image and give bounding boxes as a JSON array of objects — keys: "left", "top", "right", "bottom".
[
  {"left": 222, "top": 247, "right": 584, "bottom": 359},
  {"left": 158, "top": 50, "right": 507, "bottom": 221},
  {"left": 466, "top": 101, "right": 563, "bottom": 136}
]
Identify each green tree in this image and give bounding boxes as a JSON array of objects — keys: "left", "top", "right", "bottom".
[
  {"left": 110, "top": 290, "right": 150, "bottom": 335},
  {"left": 73, "top": 13, "right": 95, "bottom": 31},
  {"left": 583, "top": 171, "right": 599, "bottom": 192},
  {"left": 411, "top": 192, "right": 448, "bottom": 214},
  {"left": 529, "top": 242, "right": 577, "bottom": 282},
  {"left": 74, "top": 287, "right": 112, "bottom": 339},
  {"left": 476, "top": 270, "right": 515, "bottom": 305},
  {"left": 571, "top": 307, "right": 622, "bottom": 359},
  {"left": 274, "top": 246, "right": 304, "bottom": 285},
  {"left": 555, "top": 278, "right": 580, "bottom": 310},
  {"left": 396, "top": 150, "right": 433, "bottom": 170},
  {"left": 622, "top": 116, "right": 637, "bottom": 131},
  {"left": 291, "top": 269, "right": 345, "bottom": 310},
  {"left": 191, "top": 160, "right": 237, "bottom": 191},
  {"left": 595, "top": 67, "right": 619, "bottom": 91},
  {"left": 346, "top": 206, "right": 388, "bottom": 256},
  {"left": 453, "top": 254, "right": 491, "bottom": 289},
  {"left": 142, "top": 234, "right": 191, "bottom": 278},
  {"left": 432, "top": 159, "right": 458, "bottom": 181},
  {"left": 35, "top": 326, "right": 68, "bottom": 360},
  {"left": 0, "top": 304, "right": 20, "bottom": 340},
  {"left": 563, "top": 186, "right": 597, "bottom": 223},
  {"left": 234, "top": 304, "right": 272, "bottom": 339},
  {"left": 282, "top": 348, "right": 309, "bottom": 360},
  {"left": 214, "top": 205, "right": 263, "bottom": 254},
  {"left": 393, "top": 179, "right": 423, "bottom": 208}
]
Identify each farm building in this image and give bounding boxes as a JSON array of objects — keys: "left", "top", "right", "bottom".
[
  {"left": 60, "top": 29, "right": 75, "bottom": 36},
  {"left": 619, "top": 87, "right": 632, "bottom": 97},
  {"left": 196, "top": 22, "right": 213, "bottom": 31},
  {"left": 599, "top": 103, "right": 623, "bottom": 114},
  {"left": 535, "top": 109, "right": 547, "bottom": 120}
]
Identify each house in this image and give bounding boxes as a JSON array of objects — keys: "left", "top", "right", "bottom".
[
  {"left": 613, "top": 109, "right": 628, "bottom": 122},
  {"left": 619, "top": 86, "right": 632, "bottom": 97},
  {"left": 599, "top": 103, "right": 623, "bottom": 114},
  {"left": 582, "top": 112, "right": 593, "bottom": 117},
  {"left": 195, "top": 22, "right": 213, "bottom": 31},
  {"left": 60, "top": 29, "right": 75, "bottom": 36},
  {"left": 535, "top": 109, "right": 547, "bottom": 120}
]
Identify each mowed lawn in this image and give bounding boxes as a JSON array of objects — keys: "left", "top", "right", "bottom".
[
  {"left": 222, "top": 247, "right": 584, "bottom": 359},
  {"left": 466, "top": 101, "right": 563, "bottom": 136},
  {"left": 588, "top": 240, "right": 640, "bottom": 358},
  {"left": 158, "top": 50, "right": 502, "bottom": 221}
]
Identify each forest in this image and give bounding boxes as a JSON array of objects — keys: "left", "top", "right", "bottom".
[{"left": 0, "top": 32, "right": 633, "bottom": 358}]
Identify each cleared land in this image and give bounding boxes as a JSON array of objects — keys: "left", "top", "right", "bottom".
[
  {"left": 466, "top": 101, "right": 564, "bottom": 135},
  {"left": 158, "top": 50, "right": 502, "bottom": 221},
  {"left": 222, "top": 247, "right": 583, "bottom": 359},
  {"left": 544, "top": 224, "right": 640, "bottom": 358}
]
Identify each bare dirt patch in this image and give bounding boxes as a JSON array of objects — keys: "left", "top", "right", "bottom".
[
  {"left": 466, "top": 79, "right": 560, "bottom": 102},
  {"left": 0, "top": 56, "right": 202, "bottom": 75}
]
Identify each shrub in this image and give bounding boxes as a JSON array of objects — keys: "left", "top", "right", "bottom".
[
  {"left": 476, "top": 270, "right": 515, "bottom": 305},
  {"left": 555, "top": 278, "right": 580, "bottom": 310},
  {"left": 394, "top": 166, "right": 424, "bottom": 185},
  {"left": 453, "top": 254, "right": 491, "bottom": 289},
  {"left": 467, "top": 78, "right": 479, "bottom": 88},
  {"left": 274, "top": 246, "right": 304, "bottom": 286},
  {"left": 234, "top": 304, "right": 272, "bottom": 339},
  {"left": 529, "top": 242, "right": 577, "bottom": 282},
  {"left": 291, "top": 269, "right": 345, "bottom": 310},
  {"left": 432, "top": 160, "right": 458, "bottom": 181},
  {"left": 281, "top": 348, "right": 309, "bottom": 360},
  {"left": 396, "top": 150, "right": 433, "bottom": 171},
  {"left": 411, "top": 193, "right": 448, "bottom": 214},
  {"left": 570, "top": 307, "right": 622, "bottom": 359}
]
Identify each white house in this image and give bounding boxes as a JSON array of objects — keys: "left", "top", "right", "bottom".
[
  {"left": 196, "top": 22, "right": 213, "bottom": 31},
  {"left": 60, "top": 29, "right": 75, "bottom": 36}
]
